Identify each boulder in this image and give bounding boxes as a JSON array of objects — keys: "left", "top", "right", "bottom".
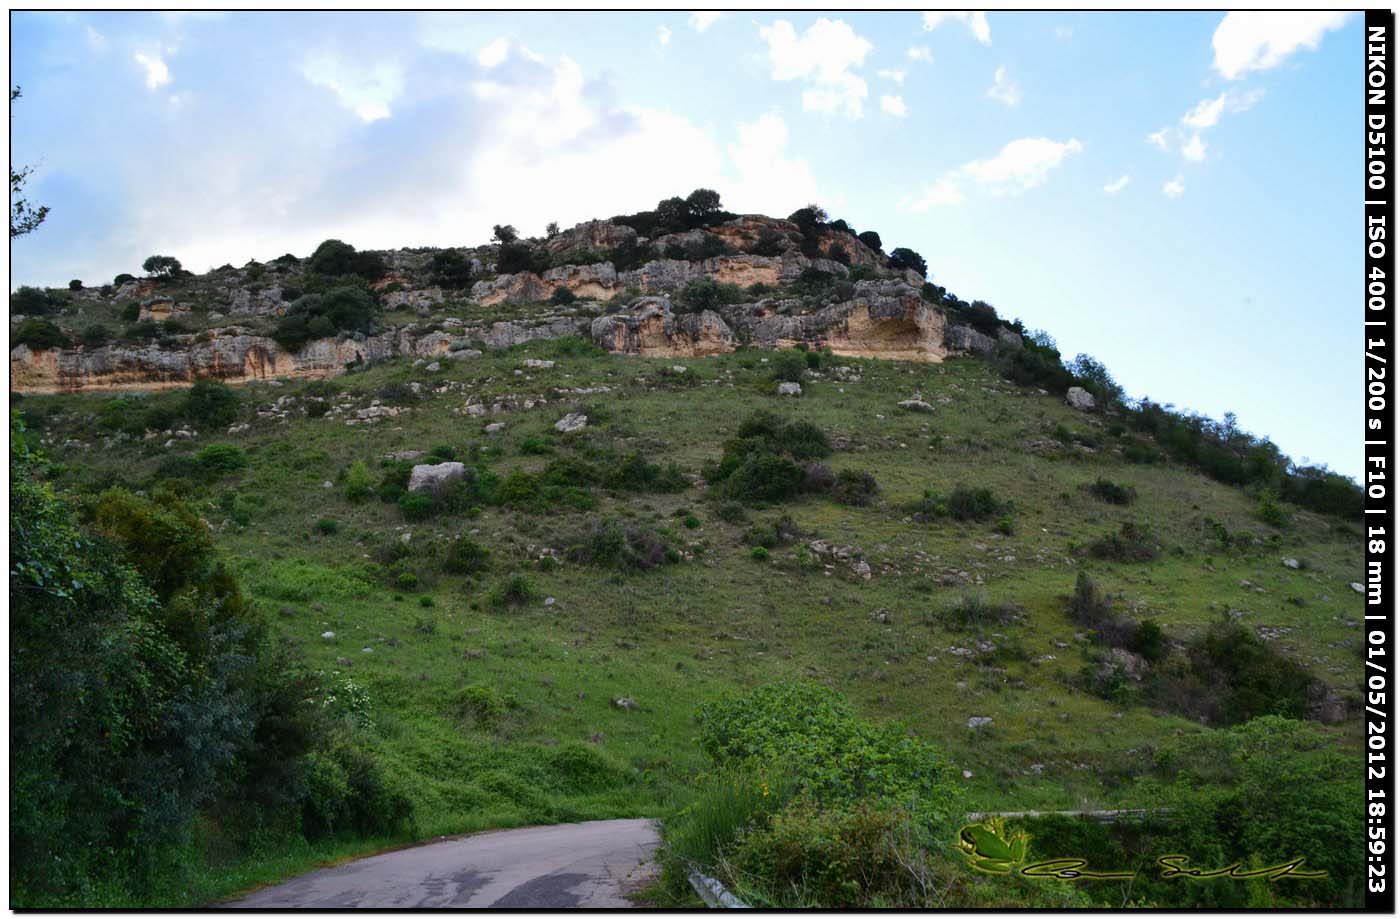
[
  {"left": 777, "top": 381, "right": 802, "bottom": 396},
  {"left": 1282, "top": 558, "right": 1301, "bottom": 570},
  {"left": 1066, "top": 386, "right": 1096, "bottom": 411},
  {"left": 967, "top": 716, "right": 994, "bottom": 729},
  {"left": 555, "top": 412, "right": 588, "bottom": 433},
  {"left": 944, "top": 324, "right": 997, "bottom": 356},
  {"left": 407, "top": 461, "right": 466, "bottom": 493},
  {"left": 898, "top": 399, "right": 935, "bottom": 413}
]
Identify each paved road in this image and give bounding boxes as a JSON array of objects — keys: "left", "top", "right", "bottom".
[{"left": 224, "top": 818, "right": 660, "bottom": 909}]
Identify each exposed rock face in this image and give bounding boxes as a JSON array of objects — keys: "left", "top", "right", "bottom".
[
  {"left": 727, "top": 279, "right": 947, "bottom": 362},
  {"left": 470, "top": 272, "right": 553, "bottom": 306},
  {"left": 943, "top": 325, "right": 998, "bottom": 357},
  {"left": 541, "top": 263, "right": 619, "bottom": 300},
  {"left": 138, "top": 297, "right": 191, "bottom": 322},
  {"left": 383, "top": 287, "right": 444, "bottom": 311},
  {"left": 707, "top": 214, "right": 799, "bottom": 254},
  {"left": 1066, "top": 386, "right": 1097, "bottom": 411},
  {"left": 407, "top": 462, "right": 466, "bottom": 493},
  {"left": 544, "top": 219, "right": 637, "bottom": 257},
  {"left": 591, "top": 298, "right": 734, "bottom": 357},
  {"left": 229, "top": 287, "right": 286, "bottom": 317}
]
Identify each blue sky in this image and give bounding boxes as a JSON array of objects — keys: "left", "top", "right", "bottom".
[{"left": 9, "top": 10, "right": 1362, "bottom": 478}]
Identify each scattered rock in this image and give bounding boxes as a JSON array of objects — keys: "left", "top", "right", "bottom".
[
  {"left": 523, "top": 359, "right": 556, "bottom": 369},
  {"left": 611, "top": 697, "right": 638, "bottom": 712},
  {"left": 1066, "top": 386, "right": 1096, "bottom": 411},
  {"left": 777, "top": 381, "right": 802, "bottom": 396},
  {"left": 321, "top": 631, "right": 335, "bottom": 639},
  {"left": 1282, "top": 558, "right": 1301, "bottom": 570},
  {"left": 407, "top": 461, "right": 466, "bottom": 492},
  {"left": 484, "top": 422, "right": 506, "bottom": 434},
  {"left": 424, "top": 361, "right": 441, "bottom": 372},
  {"left": 1352, "top": 582, "right": 1366, "bottom": 594},
  {"left": 967, "top": 716, "right": 994, "bottom": 730},
  {"left": 555, "top": 412, "right": 588, "bottom": 433},
  {"left": 897, "top": 398, "right": 935, "bottom": 413}
]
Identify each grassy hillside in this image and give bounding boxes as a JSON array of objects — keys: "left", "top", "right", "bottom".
[{"left": 14, "top": 330, "right": 1365, "bottom": 905}]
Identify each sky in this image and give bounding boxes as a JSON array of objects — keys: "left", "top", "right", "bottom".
[{"left": 9, "top": 10, "right": 1363, "bottom": 479}]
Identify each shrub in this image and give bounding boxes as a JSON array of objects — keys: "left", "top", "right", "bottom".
[
  {"left": 315, "top": 518, "right": 339, "bottom": 536},
  {"left": 79, "top": 324, "right": 110, "bottom": 348},
  {"left": 183, "top": 380, "right": 241, "bottom": 427},
  {"left": 886, "top": 247, "right": 927, "bottom": 277},
  {"left": 344, "top": 461, "right": 373, "bottom": 502},
  {"left": 676, "top": 277, "right": 742, "bottom": 313},
  {"left": 1257, "top": 488, "right": 1291, "bottom": 528},
  {"left": 1086, "top": 521, "right": 1159, "bottom": 562},
  {"left": 428, "top": 249, "right": 474, "bottom": 289},
  {"left": 743, "top": 514, "right": 799, "bottom": 549},
  {"left": 120, "top": 301, "right": 141, "bottom": 322},
  {"left": 750, "top": 546, "right": 769, "bottom": 562},
  {"left": 398, "top": 492, "right": 435, "bottom": 521},
  {"left": 307, "top": 239, "right": 386, "bottom": 280},
  {"left": 830, "top": 469, "right": 879, "bottom": 506},
  {"left": 549, "top": 286, "right": 578, "bottom": 305},
  {"left": 274, "top": 286, "right": 378, "bottom": 351},
  {"left": 10, "top": 285, "right": 57, "bottom": 316},
  {"left": 1184, "top": 622, "right": 1316, "bottom": 724},
  {"left": 770, "top": 349, "right": 808, "bottom": 383},
  {"left": 1129, "top": 619, "right": 1168, "bottom": 663},
  {"left": 195, "top": 443, "right": 248, "bottom": 476},
  {"left": 752, "top": 228, "right": 787, "bottom": 256},
  {"left": 300, "top": 742, "right": 412, "bottom": 840},
  {"left": 456, "top": 684, "right": 508, "bottom": 729},
  {"left": 715, "top": 501, "right": 749, "bottom": 525},
  {"left": 566, "top": 518, "right": 672, "bottom": 571},
  {"left": 13, "top": 319, "right": 67, "bottom": 351},
  {"left": 720, "top": 453, "right": 806, "bottom": 504},
  {"left": 857, "top": 230, "right": 883, "bottom": 252},
  {"left": 142, "top": 254, "right": 182, "bottom": 278},
  {"left": 1089, "top": 477, "right": 1137, "bottom": 505},
  {"left": 442, "top": 537, "right": 490, "bottom": 575},
  {"left": 909, "top": 486, "right": 1008, "bottom": 523},
  {"left": 938, "top": 594, "right": 1018, "bottom": 631},
  {"left": 488, "top": 574, "right": 538, "bottom": 608}
]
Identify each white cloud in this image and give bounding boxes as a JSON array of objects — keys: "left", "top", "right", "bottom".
[
  {"left": 657, "top": 25, "right": 672, "bottom": 47},
  {"left": 133, "top": 51, "right": 170, "bottom": 90},
  {"left": 986, "top": 66, "right": 1021, "bottom": 106},
  {"left": 1163, "top": 174, "right": 1186, "bottom": 198},
  {"left": 877, "top": 69, "right": 906, "bottom": 84},
  {"left": 1103, "top": 175, "right": 1131, "bottom": 195},
  {"left": 1156, "top": 89, "right": 1263, "bottom": 162},
  {"left": 921, "top": 11, "right": 991, "bottom": 45},
  {"left": 724, "top": 112, "right": 821, "bottom": 216},
  {"left": 301, "top": 52, "right": 404, "bottom": 122},
  {"left": 881, "top": 94, "right": 909, "bottom": 118},
  {"left": 1212, "top": 11, "right": 1352, "bottom": 80},
  {"left": 1181, "top": 134, "right": 1207, "bottom": 162},
  {"left": 477, "top": 37, "right": 510, "bottom": 68},
  {"left": 759, "top": 18, "right": 873, "bottom": 118},
  {"left": 903, "top": 136, "right": 1082, "bottom": 210},
  {"left": 907, "top": 45, "right": 934, "bottom": 63},
  {"left": 688, "top": 12, "right": 723, "bottom": 33}
]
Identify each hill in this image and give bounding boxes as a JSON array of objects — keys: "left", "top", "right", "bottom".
[{"left": 10, "top": 195, "right": 1366, "bottom": 907}]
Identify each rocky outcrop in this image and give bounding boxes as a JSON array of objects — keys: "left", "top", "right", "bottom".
[
  {"left": 1066, "top": 386, "right": 1097, "bottom": 411},
  {"left": 541, "top": 263, "right": 619, "bottom": 299},
  {"left": 545, "top": 219, "right": 637, "bottom": 258},
  {"left": 229, "top": 287, "right": 286, "bottom": 317},
  {"left": 591, "top": 298, "right": 734, "bottom": 357},
  {"left": 470, "top": 272, "right": 553, "bottom": 306},
  {"left": 944, "top": 325, "right": 998, "bottom": 357},
  {"left": 8, "top": 313, "right": 585, "bottom": 393},
  {"left": 138, "top": 297, "right": 192, "bottom": 322}
]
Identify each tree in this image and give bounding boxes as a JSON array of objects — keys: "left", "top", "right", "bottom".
[
  {"left": 545, "top": 221, "right": 560, "bottom": 237},
  {"left": 142, "top": 254, "right": 183, "bottom": 278},
  {"left": 307, "top": 239, "right": 385, "bottom": 280},
  {"left": 685, "top": 188, "right": 723, "bottom": 223},
  {"left": 10, "top": 87, "right": 49, "bottom": 239},
  {"left": 1070, "top": 353, "right": 1124, "bottom": 406},
  {"left": 428, "top": 249, "right": 474, "bottom": 289},
  {"left": 492, "top": 224, "right": 519, "bottom": 244},
  {"left": 857, "top": 230, "right": 883, "bottom": 252},
  {"left": 887, "top": 247, "right": 927, "bottom": 277}
]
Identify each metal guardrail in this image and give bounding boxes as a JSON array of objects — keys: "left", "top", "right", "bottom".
[
  {"left": 687, "top": 869, "right": 750, "bottom": 909},
  {"left": 966, "top": 808, "right": 1173, "bottom": 824}
]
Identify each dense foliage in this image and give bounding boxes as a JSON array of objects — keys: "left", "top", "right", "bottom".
[{"left": 10, "top": 417, "right": 410, "bottom": 906}]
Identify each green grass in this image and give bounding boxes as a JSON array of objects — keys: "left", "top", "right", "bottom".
[{"left": 16, "top": 339, "right": 1365, "bottom": 902}]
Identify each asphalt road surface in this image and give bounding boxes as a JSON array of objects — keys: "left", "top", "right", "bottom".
[{"left": 224, "top": 818, "right": 660, "bottom": 909}]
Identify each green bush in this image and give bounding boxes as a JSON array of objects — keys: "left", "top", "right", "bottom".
[
  {"left": 344, "top": 460, "right": 373, "bottom": 502},
  {"left": 307, "top": 239, "right": 386, "bottom": 280},
  {"left": 442, "top": 537, "right": 490, "bottom": 575},
  {"left": 908, "top": 485, "right": 1008, "bottom": 523},
  {"left": 183, "top": 380, "right": 241, "bottom": 427},
  {"left": 192, "top": 443, "right": 246, "bottom": 477},
  {"left": 11, "top": 285, "right": 58, "bottom": 316},
  {"left": 566, "top": 518, "right": 672, "bottom": 571},
  {"left": 456, "top": 684, "right": 508, "bottom": 729},
  {"left": 549, "top": 286, "right": 577, "bottom": 305},
  {"left": 675, "top": 277, "right": 742, "bottom": 312},
  {"left": 830, "top": 469, "right": 879, "bottom": 506},
  {"left": 769, "top": 349, "right": 807, "bottom": 383},
  {"left": 428, "top": 249, "right": 474, "bottom": 289},
  {"left": 1088, "top": 477, "right": 1137, "bottom": 505},
  {"left": 1257, "top": 488, "right": 1291, "bottom": 527},
  {"left": 938, "top": 594, "right": 1018, "bottom": 631},
  {"left": 1086, "top": 521, "right": 1159, "bottom": 562},
  {"left": 274, "top": 286, "right": 378, "bottom": 352},
  {"left": 142, "top": 254, "right": 182, "bottom": 278},
  {"left": 488, "top": 574, "right": 538, "bottom": 608},
  {"left": 398, "top": 492, "right": 435, "bottom": 521},
  {"left": 14, "top": 319, "right": 68, "bottom": 350}
]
